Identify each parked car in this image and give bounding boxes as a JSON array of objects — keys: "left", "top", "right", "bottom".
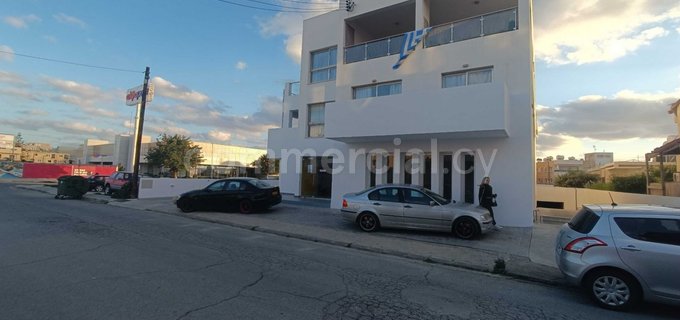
[
  {"left": 86, "top": 174, "right": 107, "bottom": 192},
  {"left": 104, "top": 171, "right": 133, "bottom": 195},
  {"left": 175, "top": 178, "right": 281, "bottom": 214},
  {"left": 340, "top": 184, "right": 494, "bottom": 239},
  {"left": 555, "top": 204, "right": 680, "bottom": 311}
]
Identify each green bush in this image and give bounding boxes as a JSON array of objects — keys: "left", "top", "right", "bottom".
[
  {"left": 555, "top": 171, "right": 601, "bottom": 188},
  {"left": 611, "top": 174, "right": 647, "bottom": 194}
]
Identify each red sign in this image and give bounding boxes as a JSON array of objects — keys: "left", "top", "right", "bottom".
[{"left": 22, "top": 163, "right": 117, "bottom": 179}]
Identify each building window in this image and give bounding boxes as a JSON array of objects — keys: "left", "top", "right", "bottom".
[
  {"left": 288, "top": 110, "right": 299, "bottom": 128},
  {"left": 310, "top": 47, "right": 337, "bottom": 83},
  {"left": 308, "top": 103, "right": 325, "bottom": 138},
  {"left": 443, "top": 67, "right": 492, "bottom": 88},
  {"left": 353, "top": 81, "right": 402, "bottom": 99}
]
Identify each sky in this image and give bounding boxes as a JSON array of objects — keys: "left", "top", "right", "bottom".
[{"left": 0, "top": 0, "right": 679, "bottom": 161}]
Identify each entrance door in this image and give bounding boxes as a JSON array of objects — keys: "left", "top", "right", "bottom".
[
  {"left": 300, "top": 156, "right": 333, "bottom": 198},
  {"left": 464, "top": 154, "right": 475, "bottom": 204}
]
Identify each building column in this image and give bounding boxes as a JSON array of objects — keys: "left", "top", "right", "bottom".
[
  {"left": 393, "top": 151, "right": 403, "bottom": 184},
  {"left": 431, "top": 152, "right": 442, "bottom": 194},
  {"left": 375, "top": 153, "right": 386, "bottom": 185},
  {"left": 411, "top": 153, "right": 425, "bottom": 186}
]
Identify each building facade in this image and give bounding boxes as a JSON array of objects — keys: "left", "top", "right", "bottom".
[
  {"left": 268, "top": 0, "right": 536, "bottom": 227},
  {"left": 583, "top": 152, "right": 614, "bottom": 170}
]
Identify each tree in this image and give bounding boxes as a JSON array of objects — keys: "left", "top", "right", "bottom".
[
  {"left": 14, "top": 133, "right": 24, "bottom": 148},
  {"left": 251, "top": 154, "right": 280, "bottom": 178},
  {"left": 649, "top": 165, "right": 676, "bottom": 183},
  {"left": 554, "top": 170, "right": 601, "bottom": 188},
  {"left": 145, "top": 134, "right": 203, "bottom": 178}
]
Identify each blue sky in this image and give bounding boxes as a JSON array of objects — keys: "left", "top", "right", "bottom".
[{"left": 1, "top": 0, "right": 679, "bottom": 161}]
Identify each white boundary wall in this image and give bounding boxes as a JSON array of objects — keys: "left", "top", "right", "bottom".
[{"left": 537, "top": 185, "right": 680, "bottom": 219}]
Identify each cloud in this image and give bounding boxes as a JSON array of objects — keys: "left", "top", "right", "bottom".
[
  {"left": 258, "top": 0, "right": 337, "bottom": 63},
  {"left": 153, "top": 95, "right": 282, "bottom": 147},
  {"left": 53, "top": 13, "right": 86, "bottom": 28},
  {"left": 40, "top": 76, "right": 121, "bottom": 118},
  {"left": 538, "top": 89, "right": 680, "bottom": 145},
  {"left": 3, "top": 14, "right": 41, "bottom": 29},
  {"left": 0, "top": 71, "right": 27, "bottom": 86},
  {"left": 0, "top": 45, "right": 15, "bottom": 62},
  {"left": 235, "top": 61, "right": 247, "bottom": 70},
  {"left": 677, "top": 27, "right": 680, "bottom": 34},
  {"left": 208, "top": 130, "right": 233, "bottom": 142},
  {"left": 152, "top": 77, "right": 210, "bottom": 104},
  {"left": 534, "top": 0, "right": 680, "bottom": 65},
  {"left": 19, "top": 109, "right": 49, "bottom": 117},
  {"left": 0, "top": 87, "right": 41, "bottom": 101}
]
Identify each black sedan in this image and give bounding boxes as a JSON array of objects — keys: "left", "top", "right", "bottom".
[
  {"left": 87, "top": 175, "right": 108, "bottom": 193},
  {"left": 175, "top": 178, "right": 281, "bottom": 213}
]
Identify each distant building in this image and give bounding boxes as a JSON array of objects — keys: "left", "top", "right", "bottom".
[
  {"left": 75, "top": 135, "right": 265, "bottom": 178},
  {"left": 536, "top": 156, "right": 583, "bottom": 185},
  {"left": 588, "top": 161, "right": 663, "bottom": 183},
  {"left": 583, "top": 152, "right": 614, "bottom": 170}
]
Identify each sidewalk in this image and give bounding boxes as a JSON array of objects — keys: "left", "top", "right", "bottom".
[{"left": 16, "top": 183, "right": 565, "bottom": 285}]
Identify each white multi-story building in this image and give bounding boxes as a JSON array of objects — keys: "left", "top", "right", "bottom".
[{"left": 268, "top": 0, "right": 536, "bottom": 226}]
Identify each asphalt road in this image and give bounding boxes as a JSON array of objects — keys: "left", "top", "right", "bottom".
[{"left": 0, "top": 184, "right": 676, "bottom": 320}]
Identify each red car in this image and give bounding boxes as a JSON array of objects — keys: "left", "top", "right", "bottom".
[{"left": 104, "top": 172, "right": 133, "bottom": 195}]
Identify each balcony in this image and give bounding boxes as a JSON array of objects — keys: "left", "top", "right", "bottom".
[
  {"left": 344, "top": 7, "right": 517, "bottom": 64},
  {"left": 325, "top": 81, "right": 509, "bottom": 143}
]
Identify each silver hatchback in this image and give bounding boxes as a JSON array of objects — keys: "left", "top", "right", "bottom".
[
  {"left": 340, "top": 185, "right": 493, "bottom": 239},
  {"left": 556, "top": 204, "right": 680, "bottom": 310}
]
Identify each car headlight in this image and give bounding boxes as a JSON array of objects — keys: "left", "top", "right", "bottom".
[{"left": 482, "top": 213, "right": 492, "bottom": 221}]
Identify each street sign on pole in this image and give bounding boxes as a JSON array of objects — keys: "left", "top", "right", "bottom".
[{"left": 126, "top": 82, "right": 154, "bottom": 106}]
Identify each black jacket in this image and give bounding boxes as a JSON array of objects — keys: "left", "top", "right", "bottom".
[{"left": 478, "top": 184, "right": 494, "bottom": 207}]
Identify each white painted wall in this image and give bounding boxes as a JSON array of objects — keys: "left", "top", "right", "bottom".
[
  {"left": 268, "top": 0, "right": 535, "bottom": 227},
  {"left": 138, "top": 178, "right": 218, "bottom": 198}
]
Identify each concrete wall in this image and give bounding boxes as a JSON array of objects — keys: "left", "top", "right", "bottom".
[{"left": 536, "top": 184, "right": 680, "bottom": 220}]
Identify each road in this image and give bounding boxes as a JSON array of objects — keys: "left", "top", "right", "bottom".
[{"left": 0, "top": 184, "right": 676, "bottom": 319}]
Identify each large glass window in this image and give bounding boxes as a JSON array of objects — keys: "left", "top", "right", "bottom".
[
  {"left": 353, "top": 81, "right": 402, "bottom": 99},
  {"left": 308, "top": 103, "right": 325, "bottom": 138},
  {"left": 310, "top": 47, "right": 337, "bottom": 83},
  {"left": 443, "top": 67, "right": 492, "bottom": 88}
]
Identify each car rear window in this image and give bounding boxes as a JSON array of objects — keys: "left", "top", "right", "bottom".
[
  {"left": 247, "top": 180, "right": 272, "bottom": 189},
  {"left": 614, "top": 217, "right": 680, "bottom": 246},
  {"left": 568, "top": 207, "right": 600, "bottom": 234}
]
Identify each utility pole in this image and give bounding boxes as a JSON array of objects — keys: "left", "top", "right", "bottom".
[{"left": 131, "top": 67, "right": 150, "bottom": 198}]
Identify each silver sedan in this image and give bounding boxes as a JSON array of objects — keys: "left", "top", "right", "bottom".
[{"left": 340, "top": 184, "right": 494, "bottom": 239}]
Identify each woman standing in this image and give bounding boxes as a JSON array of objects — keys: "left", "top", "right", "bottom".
[{"left": 478, "top": 176, "right": 501, "bottom": 229}]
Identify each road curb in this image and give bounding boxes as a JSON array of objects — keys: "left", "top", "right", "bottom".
[{"left": 17, "top": 185, "right": 565, "bottom": 287}]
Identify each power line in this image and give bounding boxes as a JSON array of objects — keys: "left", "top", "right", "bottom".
[
  {"left": 214, "top": 0, "right": 337, "bottom": 12},
  {"left": 0, "top": 50, "right": 143, "bottom": 74},
  {"left": 242, "top": 0, "right": 337, "bottom": 9}
]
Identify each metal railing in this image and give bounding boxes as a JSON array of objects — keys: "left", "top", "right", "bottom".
[{"left": 343, "top": 7, "right": 518, "bottom": 64}]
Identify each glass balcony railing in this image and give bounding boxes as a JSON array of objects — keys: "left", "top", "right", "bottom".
[
  {"left": 344, "top": 34, "right": 404, "bottom": 64},
  {"left": 344, "top": 7, "right": 517, "bottom": 64},
  {"left": 425, "top": 7, "right": 517, "bottom": 48},
  {"left": 285, "top": 81, "right": 300, "bottom": 96}
]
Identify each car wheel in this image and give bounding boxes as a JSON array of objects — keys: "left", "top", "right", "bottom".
[
  {"left": 586, "top": 269, "right": 641, "bottom": 311},
  {"left": 95, "top": 185, "right": 104, "bottom": 193},
  {"left": 104, "top": 185, "right": 111, "bottom": 195},
  {"left": 357, "top": 212, "right": 379, "bottom": 232},
  {"left": 239, "top": 199, "right": 253, "bottom": 214},
  {"left": 177, "top": 198, "right": 195, "bottom": 213},
  {"left": 453, "top": 217, "right": 479, "bottom": 240}
]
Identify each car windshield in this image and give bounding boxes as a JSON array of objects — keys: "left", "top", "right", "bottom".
[
  {"left": 423, "top": 188, "right": 451, "bottom": 205},
  {"left": 247, "top": 179, "right": 272, "bottom": 189}
]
